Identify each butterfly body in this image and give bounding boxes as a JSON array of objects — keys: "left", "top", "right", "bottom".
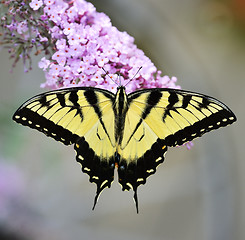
[{"left": 13, "top": 86, "right": 236, "bottom": 213}]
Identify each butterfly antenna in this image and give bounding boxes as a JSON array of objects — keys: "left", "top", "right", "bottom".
[
  {"left": 124, "top": 66, "right": 142, "bottom": 87},
  {"left": 102, "top": 67, "right": 119, "bottom": 86}
]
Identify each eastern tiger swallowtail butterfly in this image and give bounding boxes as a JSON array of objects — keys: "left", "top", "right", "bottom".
[{"left": 13, "top": 86, "right": 236, "bottom": 213}]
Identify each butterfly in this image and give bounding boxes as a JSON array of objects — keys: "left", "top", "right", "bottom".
[{"left": 12, "top": 86, "right": 236, "bottom": 213}]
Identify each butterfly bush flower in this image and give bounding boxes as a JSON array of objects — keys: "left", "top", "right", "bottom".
[
  {"left": 42, "top": 0, "right": 181, "bottom": 92},
  {"left": 0, "top": 0, "right": 180, "bottom": 92},
  {"left": 0, "top": 0, "right": 54, "bottom": 71},
  {"left": 1, "top": 0, "right": 192, "bottom": 148},
  {"left": 29, "top": 0, "right": 43, "bottom": 10}
]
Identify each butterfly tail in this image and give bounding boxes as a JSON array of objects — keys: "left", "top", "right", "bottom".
[
  {"left": 133, "top": 189, "right": 139, "bottom": 214},
  {"left": 92, "top": 189, "right": 101, "bottom": 211}
]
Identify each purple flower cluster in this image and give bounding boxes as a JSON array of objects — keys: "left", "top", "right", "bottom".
[
  {"left": 0, "top": 0, "right": 54, "bottom": 71},
  {"left": 29, "top": 0, "right": 180, "bottom": 92},
  {"left": 0, "top": 0, "right": 180, "bottom": 91}
]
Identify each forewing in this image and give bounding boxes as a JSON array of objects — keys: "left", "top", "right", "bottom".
[{"left": 128, "top": 88, "right": 236, "bottom": 147}]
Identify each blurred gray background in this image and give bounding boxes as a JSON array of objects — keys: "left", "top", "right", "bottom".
[{"left": 0, "top": 0, "right": 244, "bottom": 239}]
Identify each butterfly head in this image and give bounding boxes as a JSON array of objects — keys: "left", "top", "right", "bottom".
[{"left": 102, "top": 66, "right": 142, "bottom": 92}]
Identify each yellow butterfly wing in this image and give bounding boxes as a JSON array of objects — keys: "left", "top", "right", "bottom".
[
  {"left": 13, "top": 87, "right": 116, "bottom": 207},
  {"left": 13, "top": 86, "right": 236, "bottom": 213},
  {"left": 117, "top": 88, "right": 236, "bottom": 210}
]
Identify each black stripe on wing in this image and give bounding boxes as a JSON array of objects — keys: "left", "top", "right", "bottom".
[
  {"left": 12, "top": 87, "right": 115, "bottom": 145},
  {"left": 13, "top": 106, "right": 80, "bottom": 145},
  {"left": 12, "top": 91, "right": 81, "bottom": 145},
  {"left": 162, "top": 90, "right": 237, "bottom": 146},
  {"left": 84, "top": 89, "right": 114, "bottom": 144},
  {"left": 128, "top": 88, "right": 236, "bottom": 147},
  {"left": 164, "top": 108, "right": 236, "bottom": 146}
]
